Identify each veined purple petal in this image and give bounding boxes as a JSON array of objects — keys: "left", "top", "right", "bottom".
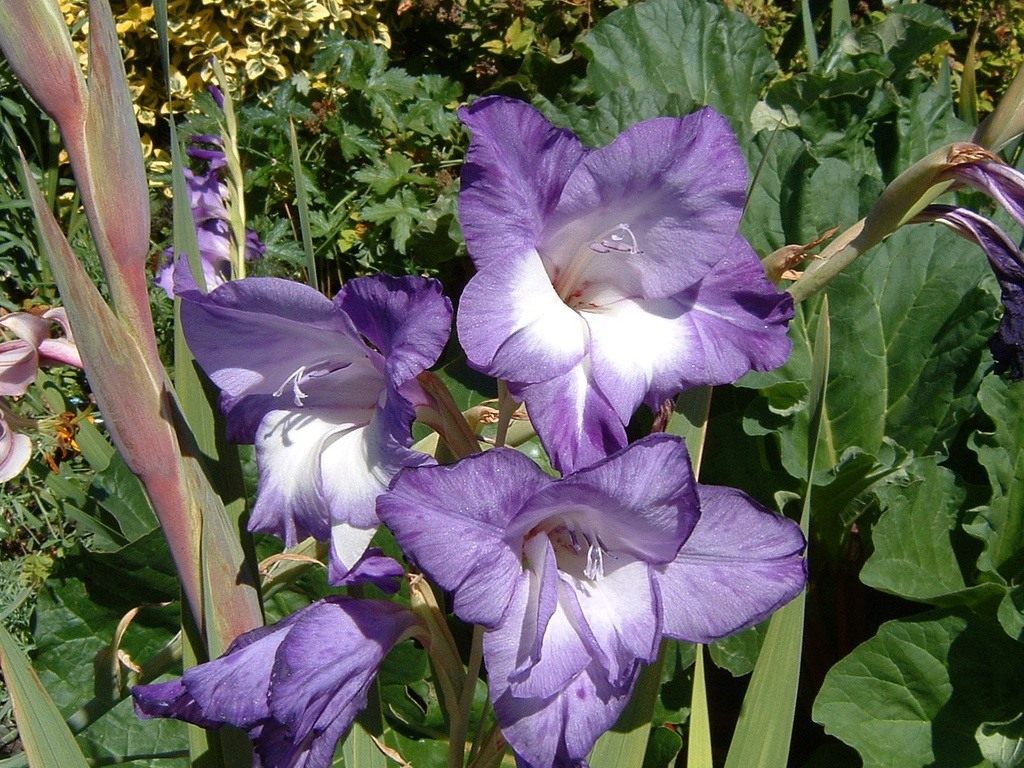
[
  {"left": 134, "top": 598, "right": 416, "bottom": 768},
  {"left": 512, "top": 364, "right": 626, "bottom": 474},
  {"left": 180, "top": 277, "right": 377, "bottom": 442},
  {"left": 541, "top": 108, "right": 747, "bottom": 301},
  {"left": 945, "top": 159, "right": 1024, "bottom": 230},
  {"left": 513, "top": 434, "right": 699, "bottom": 562},
  {"left": 378, "top": 448, "right": 554, "bottom": 628},
  {"left": 458, "top": 96, "right": 586, "bottom": 265},
  {"left": 656, "top": 485, "right": 806, "bottom": 643},
  {"left": 335, "top": 274, "right": 452, "bottom": 387}
]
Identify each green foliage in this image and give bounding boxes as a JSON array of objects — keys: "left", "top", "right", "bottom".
[
  {"left": 814, "top": 612, "right": 1024, "bottom": 768},
  {"left": 177, "top": 37, "right": 466, "bottom": 288}
]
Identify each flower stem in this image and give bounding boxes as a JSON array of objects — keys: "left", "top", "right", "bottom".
[
  {"left": 449, "top": 624, "right": 485, "bottom": 768},
  {"left": 493, "top": 380, "right": 518, "bottom": 448}
]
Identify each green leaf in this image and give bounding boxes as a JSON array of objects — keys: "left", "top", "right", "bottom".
[
  {"left": 590, "top": 648, "right": 667, "bottom": 768},
  {"left": 30, "top": 535, "right": 188, "bottom": 766},
  {"left": 797, "top": 224, "right": 994, "bottom": 471},
  {"left": 967, "top": 375, "right": 1024, "bottom": 583},
  {"left": 83, "top": 449, "right": 160, "bottom": 549},
  {"left": 860, "top": 460, "right": 969, "bottom": 602},
  {"left": 976, "top": 714, "right": 1024, "bottom": 768},
  {"left": 724, "top": 296, "right": 827, "bottom": 768},
  {"left": 707, "top": 623, "right": 767, "bottom": 677},
  {"left": 0, "top": 623, "right": 90, "bottom": 768},
  {"left": 814, "top": 612, "right": 1024, "bottom": 767},
  {"left": 580, "top": 0, "right": 777, "bottom": 133}
]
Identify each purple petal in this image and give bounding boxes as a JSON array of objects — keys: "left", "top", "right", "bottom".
[
  {"left": 655, "top": 485, "right": 806, "bottom": 643},
  {"left": 508, "top": 537, "right": 591, "bottom": 699},
  {"left": 540, "top": 108, "right": 747, "bottom": 300},
  {"left": 916, "top": 204, "right": 1024, "bottom": 379},
  {"left": 946, "top": 160, "right": 1024, "bottom": 230},
  {"left": 135, "top": 598, "right": 416, "bottom": 768},
  {"left": 266, "top": 599, "right": 416, "bottom": 763},
  {"left": 378, "top": 448, "right": 554, "bottom": 628},
  {"left": 335, "top": 274, "right": 452, "bottom": 387},
  {"left": 457, "top": 249, "right": 588, "bottom": 383},
  {"left": 514, "top": 434, "right": 699, "bottom": 563},
  {"left": 511, "top": 365, "right": 627, "bottom": 474},
  {"left": 328, "top": 547, "right": 405, "bottom": 592},
  {"left": 180, "top": 277, "right": 378, "bottom": 442},
  {"left": 458, "top": 96, "right": 586, "bottom": 266}
]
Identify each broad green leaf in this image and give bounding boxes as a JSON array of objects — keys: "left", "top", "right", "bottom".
[
  {"left": 976, "top": 715, "right": 1024, "bottom": 768},
  {"left": 643, "top": 726, "right": 682, "bottom": 768},
  {"left": 814, "top": 612, "right": 1024, "bottom": 767},
  {"left": 0, "top": 623, "right": 90, "bottom": 768},
  {"left": 894, "top": 81, "right": 970, "bottom": 177},
  {"left": 967, "top": 375, "right": 1024, "bottom": 583},
  {"left": 30, "top": 535, "right": 188, "bottom": 766},
  {"left": 580, "top": 0, "right": 777, "bottom": 133},
  {"left": 860, "top": 460, "right": 968, "bottom": 602},
  {"left": 84, "top": 450, "right": 160, "bottom": 547},
  {"left": 341, "top": 722, "right": 387, "bottom": 768},
  {"left": 822, "top": 224, "right": 995, "bottom": 461},
  {"left": 998, "top": 586, "right": 1024, "bottom": 643},
  {"left": 538, "top": 89, "right": 695, "bottom": 148},
  {"left": 740, "top": 128, "right": 813, "bottom": 256},
  {"left": 707, "top": 623, "right": 767, "bottom": 677}
]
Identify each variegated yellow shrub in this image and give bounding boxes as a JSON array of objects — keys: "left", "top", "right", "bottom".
[{"left": 58, "top": 0, "right": 389, "bottom": 126}]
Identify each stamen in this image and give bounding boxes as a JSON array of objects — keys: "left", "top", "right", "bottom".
[
  {"left": 273, "top": 366, "right": 309, "bottom": 406},
  {"left": 584, "top": 540, "right": 605, "bottom": 581},
  {"left": 589, "top": 223, "right": 642, "bottom": 255}
]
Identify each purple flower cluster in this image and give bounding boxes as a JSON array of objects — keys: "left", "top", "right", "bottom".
[
  {"left": 134, "top": 98, "right": 805, "bottom": 768},
  {"left": 154, "top": 134, "right": 265, "bottom": 298}
]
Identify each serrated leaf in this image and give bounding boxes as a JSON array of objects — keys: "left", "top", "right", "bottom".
[
  {"left": 814, "top": 612, "right": 1024, "bottom": 767},
  {"left": 579, "top": 0, "right": 776, "bottom": 133}
]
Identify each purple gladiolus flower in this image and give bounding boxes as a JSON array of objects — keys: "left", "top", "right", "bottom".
[
  {"left": 133, "top": 597, "right": 418, "bottom": 768},
  {"left": 916, "top": 204, "right": 1024, "bottom": 378},
  {"left": 155, "top": 135, "right": 265, "bottom": 298},
  {"left": 378, "top": 435, "right": 806, "bottom": 767},
  {"left": 456, "top": 97, "right": 794, "bottom": 473},
  {"left": 181, "top": 274, "right": 451, "bottom": 584}
]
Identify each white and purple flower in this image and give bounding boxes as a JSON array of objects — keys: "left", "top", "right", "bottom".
[
  {"left": 456, "top": 97, "right": 794, "bottom": 473},
  {"left": 133, "top": 597, "right": 418, "bottom": 768},
  {"left": 181, "top": 274, "right": 452, "bottom": 584},
  {"left": 378, "top": 434, "right": 806, "bottom": 768}
]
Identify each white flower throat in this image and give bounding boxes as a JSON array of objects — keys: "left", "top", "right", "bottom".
[{"left": 554, "top": 222, "right": 643, "bottom": 308}]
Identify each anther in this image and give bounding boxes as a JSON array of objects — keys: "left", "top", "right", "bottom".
[{"left": 589, "top": 223, "right": 642, "bottom": 255}]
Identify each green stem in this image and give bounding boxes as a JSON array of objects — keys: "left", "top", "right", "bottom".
[{"left": 449, "top": 624, "right": 485, "bottom": 768}]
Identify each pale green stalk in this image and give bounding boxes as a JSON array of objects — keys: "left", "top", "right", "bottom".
[{"left": 723, "top": 297, "right": 830, "bottom": 768}]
